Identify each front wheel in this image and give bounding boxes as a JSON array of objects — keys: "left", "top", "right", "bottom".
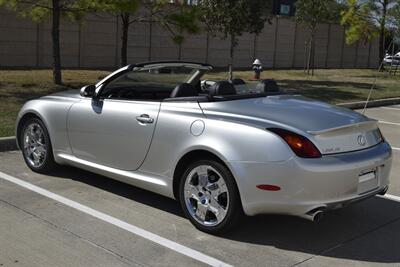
[
  {"left": 179, "top": 160, "right": 243, "bottom": 234},
  {"left": 20, "top": 117, "right": 57, "bottom": 173}
]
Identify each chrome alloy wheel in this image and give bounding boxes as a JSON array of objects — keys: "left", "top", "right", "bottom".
[
  {"left": 23, "top": 122, "right": 47, "bottom": 168},
  {"left": 184, "top": 165, "right": 229, "bottom": 226}
]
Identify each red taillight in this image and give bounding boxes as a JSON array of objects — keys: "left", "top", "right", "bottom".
[{"left": 268, "top": 128, "right": 322, "bottom": 158}]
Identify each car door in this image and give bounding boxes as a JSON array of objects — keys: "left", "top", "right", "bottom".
[
  {"left": 67, "top": 98, "right": 160, "bottom": 171},
  {"left": 67, "top": 63, "right": 203, "bottom": 171}
]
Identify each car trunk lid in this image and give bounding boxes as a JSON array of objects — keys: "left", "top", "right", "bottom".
[
  {"left": 199, "top": 95, "right": 383, "bottom": 155},
  {"left": 307, "top": 120, "right": 382, "bottom": 154}
]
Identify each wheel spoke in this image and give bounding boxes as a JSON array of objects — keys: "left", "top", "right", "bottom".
[
  {"left": 216, "top": 178, "right": 228, "bottom": 192},
  {"left": 26, "top": 148, "right": 33, "bottom": 157},
  {"left": 36, "top": 144, "right": 46, "bottom": 154},
  {"left": 29, "top": 126, "right": 36, "bottom": 139},
  {"left": 32, "top": 147, "right": 40, "bottom": 158},
  {"left": 32, "top": 154, "right": 41, "bottom": 165},
  {"left": 195, "top": 166, "right": 209, "bottom": 187},
  {"left": 34, "top": 126, "right": 42, "bottom": 137},
  {"left": 208, "top": 199, "right": 227, "bottom": 222},
  {"left": 195, "top": 165, "right": 208, "bottom": 177},
  {"left": 185, "top": 184, "right": 200, "bottom": 201},
  {"left": 36, "top": 140, "right": 45, "bottom": 146},
  {"left": 23, "top": 140, "right": 30, "bottom": 149},
  {"left": 195, "top": 203, "right": 208, "bottom": 221},
  {"left": 208, "top": 179, "right": 228, "bottom": 199}
]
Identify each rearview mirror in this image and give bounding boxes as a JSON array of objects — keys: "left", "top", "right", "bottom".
[{"left": 80, "top": 85, "right": 96, "bottom": 97}]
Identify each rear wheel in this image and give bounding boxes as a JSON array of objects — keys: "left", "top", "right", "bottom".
[
  {"left": 179, "top": 159, "right": 243, "bottom": 234},
  {"left": 20, "top": 117, "right": 57, "bottom": 173}
]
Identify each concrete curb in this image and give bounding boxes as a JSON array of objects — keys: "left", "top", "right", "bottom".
[
  {"left": 0, "top": 136, "right": 18, "bottom": 152},
  {"left": 337, "top": 97, "right": 400, "bottom": 110}
]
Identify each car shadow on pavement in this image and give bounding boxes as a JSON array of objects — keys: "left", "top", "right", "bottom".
[
  {"left": 227, "top": 197, "right": 400, "bottom": 264},
  {"left": 51, "top": 165, "right": 400, "bottom": 265},
  {"left": 50, "top": 165, "right": 183, "bottom": 217}
]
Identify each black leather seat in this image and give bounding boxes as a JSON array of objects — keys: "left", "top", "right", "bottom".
[
  {"left": 230, "top": 78, "right": 246, "bottom": 85},
  {"left": 209, "top": 81, "right": 236, "bottom": 97},
  {"left": 170, "top": 83, "right": 198, "bottom": 98},
  {"left": 256, "top": 79, "right": 280, "bottom": 93}
]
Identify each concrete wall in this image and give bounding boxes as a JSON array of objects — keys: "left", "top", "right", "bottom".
[{"left": 0, "top": 8, "right": 380, "bottom": 69}]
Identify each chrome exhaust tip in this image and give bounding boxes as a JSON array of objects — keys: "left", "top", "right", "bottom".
[
  {"left": 300, "top": 208, "right": 325, "bottom": 223},
  {"left": 312, "top": 211, "right": 324, "bottom": 223}
]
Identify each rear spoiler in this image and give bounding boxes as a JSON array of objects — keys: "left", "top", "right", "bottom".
[{"left": 307, "top": 120, "right": 378, "bottom": 135}]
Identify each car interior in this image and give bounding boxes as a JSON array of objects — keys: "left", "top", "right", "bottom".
[{"left": 98, "top": 65, "right": 281, "bottom": 102}]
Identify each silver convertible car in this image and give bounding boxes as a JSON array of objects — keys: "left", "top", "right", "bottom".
[{"left": 16, "top": 61, "right": 392, "bottom": 233}]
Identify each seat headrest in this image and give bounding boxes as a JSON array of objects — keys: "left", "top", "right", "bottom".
[
  {"left": 256, "top": 79, "right": 280, "bottom": 93},
  {"left": 230, "top": 78, "right": 246, "bottom": 85},
  {"left": 209, "top": 81, "right": 236, "bottom": 96},
  {"left": 170, "top": 83, "right": 198, "bottom": 98}
]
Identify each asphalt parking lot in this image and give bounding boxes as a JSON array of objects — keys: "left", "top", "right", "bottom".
[{"left": 0, "top": 105, "right": 399, "bottom": 267}]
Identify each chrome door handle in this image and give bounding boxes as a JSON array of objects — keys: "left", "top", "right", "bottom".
[{"left": 136, "top": 114, "right": 154, "bottom": 124}]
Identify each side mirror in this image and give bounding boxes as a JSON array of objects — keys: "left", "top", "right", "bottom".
[{"left": 80, "top": 85, "right": 96, "bottom": 97}]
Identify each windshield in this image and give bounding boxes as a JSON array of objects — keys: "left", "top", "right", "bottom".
[
  {"left": 98, "top": 64, "right": 206, "bottom": 101},
  {"left": 106, "top": 66, "right": 199, "bottom": 90}
]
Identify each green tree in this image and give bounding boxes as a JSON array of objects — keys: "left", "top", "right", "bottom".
[
  {"left": 0, "top": 0, "right": 96, "bottom": 84},
  {"left": 97, "top": 0, "right": 200, "bottom": 66},
  {"left": 295, "top": 0, "right": 340, "bottom": 75},
  {"left": 391, "top": 1, "right": 400, "bottom": 36},
  {"left": 341, "top": 0, "right": 399, "bottom": 65},
  {"left": 388, "top": 0, "right": 400, "bottom": 75},
  {"left": 199, "top": 0, "right": 272, "bottom": 80}
]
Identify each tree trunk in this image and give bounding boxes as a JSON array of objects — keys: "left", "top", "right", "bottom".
[
  {"left": 51, "top": 0, "right": 62, "bottom": 85},
  {"left": 390, "top": 41, "right": 395, "bottom": 75},
  {"left": 303, "top": 40, "right": 308, "bottom": 73},
  {"left": 307, "top": 38, "right": 312, "bottom": 75},
  {"left": 311, "top": 35, "right": 315, "bottom": 76},
  {"left": 121, "top": 13, "right": 130, "bottom": 67},
  {"left": 379, "top": 0, "right": 388, "bottom": 66},
  {"left": 307, "top": 28, "right": 316, "bottom": 76},
  {"left": 229, "top": 34, "right": 235, "bottom": 81}
]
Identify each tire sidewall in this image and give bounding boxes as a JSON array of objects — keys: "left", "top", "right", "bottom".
[{"left": 179, "top": 159, "right": 242, "bottom": 234}]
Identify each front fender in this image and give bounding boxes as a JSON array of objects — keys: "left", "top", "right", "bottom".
[{"left": 16, "top": 98, "right": 76, "bottom": 157}]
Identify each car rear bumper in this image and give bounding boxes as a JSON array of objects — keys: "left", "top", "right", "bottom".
[{"left": 228, "top": 141, "right": 392, "bottom": 216}]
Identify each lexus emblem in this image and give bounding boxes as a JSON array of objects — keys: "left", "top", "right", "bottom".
[{"left": 357, "top": 135, "right": 367, "bottom": 146}]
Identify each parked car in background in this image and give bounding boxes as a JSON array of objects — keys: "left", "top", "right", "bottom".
[
  {"left": 384, "top": 53, "right": 400, "bottom": 66},
  {"left": 16, "top": 61, "right": 392, "bottom": 234}
]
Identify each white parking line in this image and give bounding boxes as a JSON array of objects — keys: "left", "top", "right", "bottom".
[
  {"left": 379, "top": 120, "right": 400, "bottom": 127},
  {"left": 0, "top": 171, "right": 232, "bottom": 267},
  {"left": 392, "top": 147, "right": 400, "bottom": 151}
]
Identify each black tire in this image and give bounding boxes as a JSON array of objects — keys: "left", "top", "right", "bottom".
[
  {"left": 19, "top": 117, "right": 57, "bottom": 174},
  {"left": 179, "top": 159, "right": 243, "bottom": 234}
]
